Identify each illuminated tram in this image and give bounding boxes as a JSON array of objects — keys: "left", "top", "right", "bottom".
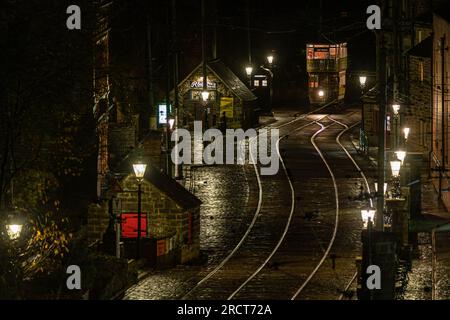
[{"left": 306, "top": 43, "right": 348, "bottom": 105}]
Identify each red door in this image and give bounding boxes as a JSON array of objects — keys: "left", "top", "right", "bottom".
[{"left": 121, "top": 213, "right": 147, "bottom": 238}]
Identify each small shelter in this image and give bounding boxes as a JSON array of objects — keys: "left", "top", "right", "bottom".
[{"left": 176, "top": 59, "right": 258, "bottom": 130}]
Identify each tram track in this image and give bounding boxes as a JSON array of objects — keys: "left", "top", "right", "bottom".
[
  {"left": 182, "top": 102, "right": 338, "bottom": 300},
  {"left": 291, "top": 114, "right": 372, "bottom": 300}
]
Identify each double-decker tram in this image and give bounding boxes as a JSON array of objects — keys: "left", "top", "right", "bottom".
[{"left": 306, "top": 43, "right": 347, "bottom": 106}]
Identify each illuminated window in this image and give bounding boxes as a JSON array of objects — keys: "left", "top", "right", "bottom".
[
  {"left": 386, "top": 115, "right": 391, "bottom": 132},
  {"left": 309, "top": 75, "right": 319, "bottom": 88},
  {"left": 262, "top": 80, "right": 268, "bottom": 87},
  {"left": 254, "top": 80, "right": 260, "bottom": 87}
]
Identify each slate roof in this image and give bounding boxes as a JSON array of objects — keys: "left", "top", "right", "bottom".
[
  {"left": 207, "top": 59, "right": 257, "bottom": 102},
  {"left": 179, "top": 59, "right": 257, "bottom": 102},
  {"left": 434, "top": 4, "right": 450, "bottom": 23},
  {"left": 112, "top": 146, "right": 202, "bottom": 210},
  {"left": 406, "top": 36, "right": 432, "bottom": 58}
]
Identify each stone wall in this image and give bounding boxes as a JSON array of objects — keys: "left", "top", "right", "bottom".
[
  {"left": 108, "top": 124, "right": 136, "bottom": 167},
  {"left": 87, "top": 201, "right": 110, "bottom": 244},
  {"left": 406, "top": 55, "right": 432, "bottom": 154},
  {"left": 118, "top": 174, "right": 200, "bottom": 254}
]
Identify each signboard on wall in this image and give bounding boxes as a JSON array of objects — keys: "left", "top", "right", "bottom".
[
  {"left": 158, "top": 103, "right": 172, "bottom": 124},
  {"left": 190, "top": 80, "right": 217, "bottom": 89},
  {"left": 220, "top": 97, "right": 234, "bottom": 118}
]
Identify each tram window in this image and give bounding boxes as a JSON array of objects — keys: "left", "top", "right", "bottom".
[
  {"left": 330, "top": 47, "right": 336, "bottom": 57},
  {"left": 314, "top": 50, "right": 329, "bottom": 59},
  {"left": 309, "top": 75, "right": 319, "bottom": 88},
  {"left": 254, "top": 80, "right": 260, "bottom": 87},
  {"left": 262, "top": 80, "right": 268, "bottom": 87}
]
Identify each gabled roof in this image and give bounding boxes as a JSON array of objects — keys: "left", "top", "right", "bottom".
[
  {"left": 406, "top": 36, "right": 432, "bottom": 58},
  {"left": 179, "top": 59, "right": 257, "bottom": 102},
  {"left": 112, "top": 146, "right": 202, "bottom": 211},
  {"left": 434, "top": 3, "right": 450, "bottom": 23}
]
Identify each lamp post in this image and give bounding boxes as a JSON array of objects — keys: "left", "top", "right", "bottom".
[
  {"left": 390, "top": 157, "right": 402, "bottom": 198},
  {"left": 392, "top": 104, "right": 401, "bottom": 149},
  {"left": 245, "top": 66, "right": 253, "bottom": 87},
  {"left": 267, "top": 55, "right": 274, "bottom": 113},
  {"left": 201, "top": 90, "right": 210, "bottom": 130},
  {"left": 361, "top": 206, "right": 375, "bottom": 300},
  {"left": 403, "top": 127, "right": 410, "bottom": 150},
  {"left": 395, "top": 150, "right": 406, "bottom": 165},
  {"left": 132, "top": 161, "right": 147, "bottom": 259},
  {"left": 359, "top": 75, "right": 367, "bottom": 154}
]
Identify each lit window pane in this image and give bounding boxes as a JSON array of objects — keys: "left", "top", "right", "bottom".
[{"left": 262, "top": 80, "right": 268, "bottom": 87}]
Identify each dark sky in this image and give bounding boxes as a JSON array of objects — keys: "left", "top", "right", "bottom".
[{"left": 108, "top": 0, "right": 377, "bottom": 105}]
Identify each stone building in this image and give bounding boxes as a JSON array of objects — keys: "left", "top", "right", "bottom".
[
  {"left": 176, "top": 59, "right": 258, "bottom": 130},
  {"left": 431, "top": 10, "right": 450, "bottom": 210},
  {"left": 88, "top": 147, "right": 202, "bottom": 265},
  {"left": 405, "top": 36, "right": 432, "bottom": 155}
]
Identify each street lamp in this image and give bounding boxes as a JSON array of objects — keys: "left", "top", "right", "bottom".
[
  {"left": 359, "top": 76, "right": 367, "bottom": 88},
  {"left": 245, "top": 66, "right": 253, "bottom": 87},
  {"left": 390, "top": 157, "right": 402, "bottom": 198},
  {"left": 374, "top": 182, "right": 388, "bottom": 194},
  {"left": 168, "top": 118, "right": 175, "bottom": 130},
  {"left": 392, "top": 104, "right": 400, "bottom": 115},
  {"left": 4, "top": 208, "right": 25, "bottom": 241},
  {"left": 133, "top": 161, "right": 147, "bottom": 259},
  {"left": 265, "top": 55, "right": 274, "bottom": 114},
  {"left": 361, "top": 207, "right": 376, "bottom": 229},
  {"left": 359, "top": 75, "right": 368, "bottom": 154},
  {"left": 392, "top": 104, "right": 401, "bottom": 149},
  {"left": 395, "top": 150, "right": 407, "bottom": 164},
  {"left": 403, "top": 127, "right": 410, "bottom": 140},
  {"left": 6, "top": 223, "right": 23, "bottom": 240},
  {"left": 390, "top": 159, "right": 401, "bottom": 177}
]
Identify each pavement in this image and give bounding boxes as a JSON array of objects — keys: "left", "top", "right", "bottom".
[
  {"left": 350, "top": 133, "right": 450, "bottom": 300},
  {"left": 122, "top": 109, "right": 450, "bottom": 300}
]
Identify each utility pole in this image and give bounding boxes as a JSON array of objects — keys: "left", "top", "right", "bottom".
[
  {"left": 319, "top": 0, "right": 323, "bottom": 39},
  {"left": 377, "top": 32, "right": 387, "bottom": 231},
  {"left": 172, "top": 0, "right": 181, "bottom": 179},
  {"left": 246, "top": 0, "right": 251, "bottom": 65},
  {"left": 439, "top": 36, "right": 446, "bottom": 200},
  {"left": 165, "top": 2, "right": 172, "bottom": 177},
  {"left": 212, "top": 0, "right": 218, "bottom": 60},
  {"left": 146, "top": 15, "right": 155, "bottom": 131},
  {"left": 392, "top": 0, "right": 401, "bottom": 150},
  {"left": 201, "top": 0, "right": 208, "bottom": 130}
]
